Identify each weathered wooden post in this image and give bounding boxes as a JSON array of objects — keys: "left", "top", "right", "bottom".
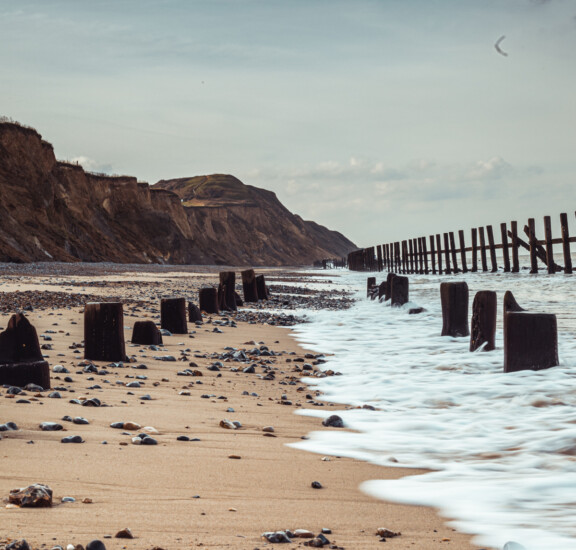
[
  {"left": 486, "top": 225, "right": 498, "bottom": 272},
  {"left": 470, "top": 291, "right": 497, "bottom": 351},
  {"left": 500, "top": 223, "right": 511, "bottom": 273},
  {"left": 429, "top": 235, "right": 436, "bottom": 274},
  {"left": 440, "top": 282, "right": 469, "bottom": 337},
  {"left": 408, "top": 240, "right": 415, "bottom": 274},
  {"left": 422, "top": 237, "right": 429, "bottom": 274},
  {"left": 458, "top": 230, "right": 468, "bottom": 273},
  {"left": 84, "top": 302, "right": 126, "bottom": 362},
  {"left": 377, "top": 245, "right": 383, "bottom": 272},
  {"left": 479, "top": 227, "right": 488, "bottom": 272},
  {"left": 188, "top": 302, "right": 203, "bottom": 323},
  {"left": 402, "top": 240, "right": 408, "bottom": 274},
  {"left": 443, "top": 233, "right": 452, "bottom": 274},
  {"left": 131, "top": 321, "right": 163, "bottom": 346},
  {"left": 561, "top": 213, "right": 573, "bottom": 274},
  {"left": 391, "top": 275, "right": 409, "bottom": 307},
  {"left": 528, "top": 218, "right": 538, "bottom": 274},
  {"left": 510, "top": 221, "right": 520, "bottom": 273},
  {"left": 241, "top": 269, "right": 259, "bottom": 302},
  {"left": 503, "top": 291, "right": 558, "bottom": 372},
  {"left": 367, "top": 277, "right": 376, "bottom": 298},
  {"left": 436, "top": 234, "right": 443, "bottom": 274},
  {"left": 0, "top": 313, "right": 50, "bottom": 389},
  {"left": 199, "top": 287, "right": 219, "bottom": 314},
  {"left": 471, "top": 227, "right": 478, "bottom": 272},
  {"left": 256, "top": 274, "right": 269, "bottom": 300},
  {"left": 219, "top": 271, "right": 237, "bottom": 311},
  {"left": 378, "top": 281, "right": 387, "bottom": 300},
  {"left": 385, "top": 272, "right": 396, "bottom": 301},
  {"left": 449, "top": 231, "right": 459, "bottom": 273},
  {"left": 161, "top": 297, "right": 187, "bottom": 334},
  {"left": 544, "top": 215, "right": 555, "bottom": 275}
]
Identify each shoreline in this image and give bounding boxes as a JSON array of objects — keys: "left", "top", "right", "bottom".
[{"left": 1, "top": 265, "right": 488, "bottom": 549}]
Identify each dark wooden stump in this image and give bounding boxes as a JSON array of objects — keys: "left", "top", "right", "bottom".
[
  {"left": 391, "top": 276, "right": 409, "bottom": 307},
  {"left": 385, "top": 273, "right": 397, "bottom": 301},
  {"left": 131, "top": 321, "right": 163, "bottom": 346},
  {"left": 161, "top": 297, "right": 187, "bottom": 334},
  {"left": 219, "top": 271, "right": 237, "bottom": 311},
  {"left": 0, "top": 313, "right": 50, "bottom": 389},
  {"left": 440, "top": 282, "right": 470, "bottom": 337},
  {"left": 367, "top": 277, "right": 376, "bottom": 297},
  {"left": 504, "top": 312, "right": 558, "bottom": 372},
  {"left": 188, "top": 302, "right": 203, "bottom": 323},
  {"left": 256, "top": 275, "right": 269, "bottom": 300},
  {"left": 503, "top": 291, "right": 525, "bottom": 313},
  {"left": 378, "top": 281, "right": 387, "bottom": 300},
  {"left": 84, "top": 302, "right": 126, "bottom": 362},
  {"left": 241, "top": 269, "right": 259, "bottom": 303},
  {"left": 199, "top": 287, "right": 219, "bottom": 314},
  {"left": 234, "top": 292, "right": 244, "bottom": 307},
  {"left": 470, "top": 291, "right": 497, "bottom": 351}
]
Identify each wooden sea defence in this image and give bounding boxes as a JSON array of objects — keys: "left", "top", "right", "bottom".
[{"left": 347, "top": 212, "right": 576, "bottom": 275}]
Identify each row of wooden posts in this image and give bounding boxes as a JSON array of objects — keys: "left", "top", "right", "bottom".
[
  {"left": 368, "top": 274, "right": 559, "bottom": 373},
  {"left": 0, "top": 269, "right": 269, "bottom": 390},
  {"left": 349, "top": 212, "right": 576, "bottom": 275}
]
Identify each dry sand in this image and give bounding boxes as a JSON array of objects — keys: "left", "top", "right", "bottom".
[{"left": 0, "top": 266, "right": 490, "bottom": 550}]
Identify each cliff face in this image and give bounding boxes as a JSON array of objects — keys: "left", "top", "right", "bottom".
[{"left": 0, "top": 122, "right": 355, "bottom": 265}]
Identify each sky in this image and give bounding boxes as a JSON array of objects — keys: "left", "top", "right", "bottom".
[{"left": 1, "top": 0, "right": 575, "bottom": 248}]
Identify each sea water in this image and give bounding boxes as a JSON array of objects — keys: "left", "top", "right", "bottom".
[{"left": 288, "top": 269, "right": 576, "bottom": 550}]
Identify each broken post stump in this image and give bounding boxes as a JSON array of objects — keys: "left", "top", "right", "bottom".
[
  {"left": 199, "top": 287, "right": 219, "bottom": 314},
  {"left": 367, "top": 277, "right": 376, "bottom": 298},
  {"left": 440, "top": 282, "right": 470, "bottom": 337},
  {"left": 391, "top": 276, "right": 409, "bottom": 307},
  {"left": 504, "top": 312, "right": 558, "bottom": 372},
  {"left": 84, "top": 302, "right": 126, "bottom": 362},
  {"left": 188, "top": 302, "right": 203, "bottom": 323},
  {"left": 0, "top": 313, "right": 50, "bottom": 389},
  {"left": 378, "top": 281, "right": 387, "bottom": 300},
  {"left": 131, "top": 321, "right": 163, "bottom": 346},
  {"left": 384, "top": 272, "right": 397, "bottom": 301},
  {"left": 160, "top": 297, "right": 187, "bottom": 334},
  {"left": 470, "top": 291, "right": 497, "bottom": 351},
  {"left": 219, "top": 271, "right": 237, "bottom": 311},
  {"left": 241, "top": 269, "right": 259, "bottom": 303},
  {"left": 256, "top": 275, "right": 269, "bottom": 300}
]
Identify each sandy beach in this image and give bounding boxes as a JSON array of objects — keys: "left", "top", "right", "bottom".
[{"left": 0, "top": 265, "right": 488, "bottom": 550}]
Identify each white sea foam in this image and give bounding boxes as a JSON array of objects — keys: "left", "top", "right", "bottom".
[{"left": 289, "top": 268, "right": 576, "bottom": 550}]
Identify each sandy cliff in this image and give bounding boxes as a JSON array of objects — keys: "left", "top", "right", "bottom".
[{"left": 0, "top": 122, "right": 355, "bottom": 265}]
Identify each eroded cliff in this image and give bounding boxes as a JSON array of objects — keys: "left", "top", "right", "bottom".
[{"left": 0, "top": 121, "right": 355, "bottom": 265}]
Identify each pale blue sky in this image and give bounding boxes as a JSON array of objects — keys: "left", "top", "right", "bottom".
[{"left": 1, "top": 0, "right": 575, "bottom": 247}]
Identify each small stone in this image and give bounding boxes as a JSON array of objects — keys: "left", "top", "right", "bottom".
[
  {"left": 73, "top": 417, "right": 90, "bottom": 425},
  {"left": 262, "top": 426, "right": 275, "bottom": 433},
  {"left": 83, "top": 497, "right": 93, "bottom": 503},
  {"left": 376, "top": 528, "right": 401, "bottom": 538},
  {"left": 322, "top": 415, "right": 344, "bottom": 428},
  {"left": 40, "top": 422, "right": 64, "bottom": 431},
  {"left": 262, "top": 531, "right": 291, "bottom": 543},
  {"left": 9, "top": 483, "right": 53, "bottom": 507},
  {"left": 115, "top": 527, "right": 134, "bottom": 539},
  {"left": 293, "top": 529, "right": 315, "bottom": 538},
  {"left": 177, "top": 435, "right": 190, "bottom": 441},
  {"left": 0, "top": 422, "right": 18, "bottom": 431},
  {"left": 228, "top": 455, "right": 241, "bottom": 459},
  {"left": 85, "top": 541, "right": 106, "bottom": 550},
  {"left": 6, "top": 540, "right": 31, "bottom": 550},
  {"left": 219, "top": 419, "right": 237, "bottom": 429},
  {"left": 61, "top": 435, "right": 84, "bottom": 443},
  {"left": 311, "top": 481, "right": 323, "bottom": 489},
  {"left": 123, "top": 421, "right": 141, "bottom": 431},
  {"left": 61, "top": 496, "right": 76, "bottom": 502}
]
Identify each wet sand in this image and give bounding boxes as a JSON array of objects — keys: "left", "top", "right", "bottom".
[{"left": 0, "top": 265, "right": 489, "bottom": 549}]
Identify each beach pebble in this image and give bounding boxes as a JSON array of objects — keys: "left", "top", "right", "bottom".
[
  {"left": 115, "top": 527, "right": 134, "bottom": 539},
  {"left": 139, "top": 394, "right": 152, "bottom": 401},
  {"left": 53, "top": 365, "right": 70, "bottom": 373},
  {"left": 262, "top": 531, "right": 292, "bottom": 543},
  {"left": 306, "top": 534, "right": 330, "bottom": 547},
  {"left": 40, "top": 422, "right": 64, "bottom": 431},
  {"left": 61, "top": 496, "right": 76, "bottom": 503},
  {"left": 219, "top": 419, "right": 237, "bottom": 429},
  {"left": 5, "top": 540, "right": 31, "bottom": 550},
  {"left": 86, "top": 542, "right": 106, "bottom": 550},
  {"left": 24, "top": 383, "right": 45, "bottom": 392},
  {"left": 83, "top": 497, "right": 93, "bottom": 503},
  {"left": 311, "top": 481, "right": 323, "bottom": 489},
  {"left": 322, "top": 415, "right": 344, "bottom": 428},
  {"left": 376, "top": 527, "right": 401, "bottom": 538},
  {"left": 123, "top": 421, "right": 141, "bottom": 430},
  {"left": 262, "top": 426, "right": 275, "bottom": 433},
  {"left": 61, "top": 435, "right": 84, "bottom": 443},
  {"left": 82, "top": 397, "right": 101, "bottom": 407},
  {"left": 142, "top": 426, "right": 159, "bottom": 434},
  {"left": 293, "top": 529, "right": 314, "bottom": 538},
  {"left": 73, "top": 417, "right": 90, "bottom": 425},
  {"left": 0, "top": 422, "right": 18, "bottom": 431},
  {"left": 177, "top": 435, "right": 190, "bottom": 441},
  {"left": 321, "top": 528, "right": 332, "bottom": 534},
  {"left": 9, "top": 483, "right": 53, "bottom": 507},
  {"left": 48, "top": 391, "right": 62, "bottom": 399}
]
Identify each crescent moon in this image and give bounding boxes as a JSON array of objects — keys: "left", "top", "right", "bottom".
[{"left": 495, "top": 35, "right": 508, "bottom": 56}]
